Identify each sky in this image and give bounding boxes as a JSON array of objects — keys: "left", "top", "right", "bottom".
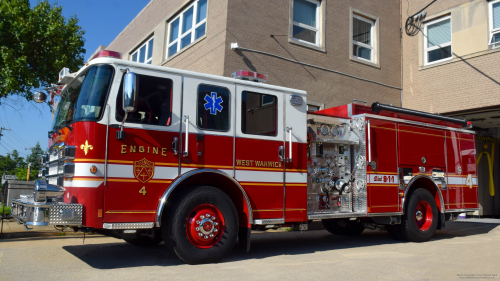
[{"left": 0, "top": 0, "right": 150, "bottom": 159}]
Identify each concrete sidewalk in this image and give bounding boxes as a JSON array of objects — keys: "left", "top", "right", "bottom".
[
  {"left": 454, "top": 218, "right": 500, "bottom": 224},
  {"left": 0, "top": 218, "right": 88, "bottom": 239}
]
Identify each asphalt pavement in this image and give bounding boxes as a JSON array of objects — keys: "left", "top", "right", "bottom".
[{"left": 0, "top": 220, "right": 499, "bottom": 280}]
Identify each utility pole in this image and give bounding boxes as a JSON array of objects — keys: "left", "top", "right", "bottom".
[
  {"left": 26, "top": 163, "right": 32, "bottom": 181},
  {"left": 0, "top": 127, "right": 11, "bottom": 141}
]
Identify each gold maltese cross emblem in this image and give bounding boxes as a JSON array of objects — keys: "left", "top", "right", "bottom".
[
  {"left": 134, "top": 158, "right": 155, "bottom": 183},
  {"left": 80, "top": 140, "right": 93, "bottom": 155}
]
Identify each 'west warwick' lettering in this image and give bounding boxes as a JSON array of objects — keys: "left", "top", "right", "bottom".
[{"left": 236, "top": 159, "right": 282, "bottom": 168}]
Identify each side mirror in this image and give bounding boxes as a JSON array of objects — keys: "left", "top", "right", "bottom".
[
  {"left": 117, "top": 69, "right": 137, "bottom": 140},
  {"left": 33, "top": 92, "right": 47, "bottom": 103},
  {"left": 123, "top": 69, "right": 137, "bottom": 113}
]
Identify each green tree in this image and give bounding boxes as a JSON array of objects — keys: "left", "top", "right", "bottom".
[
  {"left": 26, "top": 142, "right": 44, "bottom": 172},
  {"left": 0, "top": 0, "right": 86, "bottom": 101}
]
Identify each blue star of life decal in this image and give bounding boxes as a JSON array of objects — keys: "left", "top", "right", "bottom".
[{"left": 204, "top": 92, "right": 223, "bottom": 115}]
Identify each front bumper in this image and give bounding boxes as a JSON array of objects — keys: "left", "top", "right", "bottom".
[{"left": 11, "top": 195, "right": 83, "bottom": 227}]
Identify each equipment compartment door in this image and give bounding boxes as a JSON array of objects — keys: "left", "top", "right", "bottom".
[
  {"left": 235, "top": 85, "right": 285, "bottom": 221},
  {"left": 180, "top": 77, "right": 235, "bottom": 177},
  {"left": 446, "top": 131, "right": 478, "bottom": 210},
  {"left": 367, "top": 119, "right": 399, "bottom": 213},
  {"left": 104, "top": 69, "right": 182, "bottom": 223}
]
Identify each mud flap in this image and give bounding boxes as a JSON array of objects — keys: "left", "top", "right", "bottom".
[
  {"left": 437, "top": 213, "right": 445, "bottom": 230},
  {"left": 238, "top": 227, "right": 251, "bottom": 252}
]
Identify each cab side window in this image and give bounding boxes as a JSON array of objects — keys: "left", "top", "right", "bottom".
[
  {"left": 116, "top": 74, "right": 173, "bottom": 126},
  {"left": 241, "top": 91, "right": 277, "bottom": 136},
  {"left": 197, "top": 84, "right": 230, "bottom": 131}
]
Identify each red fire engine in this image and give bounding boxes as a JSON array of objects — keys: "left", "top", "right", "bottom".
[{"left": 12, "top": 50, "right": 478, "bottom": 264}]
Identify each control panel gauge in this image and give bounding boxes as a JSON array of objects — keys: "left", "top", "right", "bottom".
[
  {"left": 331, "top": 126, "right": 339, "bottom": 136},
  {"left": 321, "top": 125, "right": 329, "bottom": 136}
]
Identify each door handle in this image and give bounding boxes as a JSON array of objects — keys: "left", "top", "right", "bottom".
[
  {"left": 286, "top": 127, "right": 292, "bottom": 163},
  {"left": 278, "top": 146, "right": 284, "bottom": 162},
  {"left": 172, "top": 137, "right": 178, "bottom": 155},
  {"left": 183, "top": 115, "right": 189, "bottom": 157}
]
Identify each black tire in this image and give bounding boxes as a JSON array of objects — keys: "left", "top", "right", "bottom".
[
  {"left": 386, "top": 225, "right": 406, "bottom": 241},
  {"left": 123, "top": 230, "right": 163, "bottom": 246},
  {"left": 399, "top": 188, "right": 439, "bottom": 242},
  {"left": 322, "top": 218, "right": 365, "bottom": 236},
  {"left": 162, "top": 186, "right": 238, "bottom": 264}
]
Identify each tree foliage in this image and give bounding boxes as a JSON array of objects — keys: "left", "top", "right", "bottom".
[
  {"left": 1, "top": 142, "right": 43, "bottom": 180},
  {"left": 0, "top": 0, "right": 86, "bottom": 100}
]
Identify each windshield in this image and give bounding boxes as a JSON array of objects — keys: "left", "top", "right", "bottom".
[{"left": 52, "top": 65, "right": 114, "bottom": 130}]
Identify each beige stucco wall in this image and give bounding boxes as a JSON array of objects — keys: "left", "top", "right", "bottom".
[
  {"left": 223, "top": 0, "right": 402, "bottom": 109},
  {"left": 402, "top": 0, "right": 500, "bottom": 114},
  {"left": 106, "top": 0, "right": 228, "bottom": 76}
]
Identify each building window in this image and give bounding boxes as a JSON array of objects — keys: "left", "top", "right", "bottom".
[
  {"left": 424, "top": 16, "right": 452, "bottom": 65},
  {"left": 197, "top": 84, "right": 230, "bottom": 132},
  {"left": 307, "top": 104, "right": 320, "bottom": 112},
  {"left": 167, "top": 0, "right": 207, "bottom": 58},
  {"left": 242, "top": 91, "right": 277, "bottom": 136},
  {"left": 131, "top": 37, "right": 154, "bottom": 64},
  {"left": 292, "top": 0, "right": 320, "bottom": 45},
  {"left": 352, "top": 15, "right": 374, "bottom": 62},
  {"left": 489, "top": 0, "right": 500, "bottom": 48}
]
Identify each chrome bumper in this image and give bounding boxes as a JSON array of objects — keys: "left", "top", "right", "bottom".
[{"left": 11, "top": 195, "right": 83, "bottom": 227}]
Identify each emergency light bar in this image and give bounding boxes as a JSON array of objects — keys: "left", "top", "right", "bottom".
[
  {"left": 92, "top": 50, "right": 122, "bottom": 60},
  {"left": 232, "top": 70, "right": 268, "bottom": 82}
]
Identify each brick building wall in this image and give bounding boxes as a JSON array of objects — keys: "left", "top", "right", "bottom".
[
  {"left": 224, "top": 0, "right": 402, "bottom": 109},
  {"left": 401, "top": 0, "right": 500, "bottom": 114}
]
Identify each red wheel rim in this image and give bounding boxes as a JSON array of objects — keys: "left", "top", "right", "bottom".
[
  {"left": 415, "top": 200, "right": 433, "bottom": 231},
  {"left": 186, "top": 204, "right": 225, "bottom": 249}
]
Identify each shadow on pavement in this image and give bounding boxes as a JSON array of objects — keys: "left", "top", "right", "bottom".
[{"left": 62, "top": 222, "right": 498, "bottom": 269}]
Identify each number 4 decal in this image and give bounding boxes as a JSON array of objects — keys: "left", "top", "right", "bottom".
[
  {"left": 466, "top": 174, "right": 473, "bottom": 189},
  {"left": 139, "top": 186, "right": 147, "bottom": 196}
]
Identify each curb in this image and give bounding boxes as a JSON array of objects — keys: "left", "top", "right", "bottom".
[{"left": 0, "top": 231, "right": 95, "bottom": 240}]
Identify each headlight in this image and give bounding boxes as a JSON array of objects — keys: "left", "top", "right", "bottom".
[
  {"left": 63, "top": 162, "right": 75, "bottom": 177},
  {"left": 63, "top": 146, "right": 76, "bottom": 159}
]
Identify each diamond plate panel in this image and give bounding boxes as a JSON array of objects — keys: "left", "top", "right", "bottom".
[
  {"left": 49, "top": 204, "right": 83, "bottom": 225},
  {"left": 253, "top": 219, "right": 285, "bottom": 225},
  {"left": 102, "top": 222, "right": 154, "bottom": 229},
  {"left": 351, "top": 115, "right": 367, "bottom": 213},
  {"left": 308, "top": 212, "right": 367, "bottom": 220}
]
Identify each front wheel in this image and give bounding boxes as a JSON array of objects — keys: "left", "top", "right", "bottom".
[
  {"left": 322, "top": 218, "right": 365, "bottom": 236},
  {"left": 399, "top": 188, "right": 439, "bottom": 242},
  {"left": 163, "top": 186, "right": 238, "bottom": 264}
]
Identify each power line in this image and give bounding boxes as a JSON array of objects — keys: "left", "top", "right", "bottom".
[
  {"left": 0, "top": 143, "right": 12, "bottom": 154},
  {"left": 0, "top": 107, "right": 33, "bottom": 147}
]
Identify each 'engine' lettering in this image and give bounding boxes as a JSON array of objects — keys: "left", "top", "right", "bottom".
[{"left": 121, "top": 144, "right": 167, "bottom": 157}]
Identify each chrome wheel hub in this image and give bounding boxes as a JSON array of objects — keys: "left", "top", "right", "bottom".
[
  {"left": 415, "top": 210, "right": 423, "bottom": 221},
  {"left": 196, "top": 213, "right": 218, "bottom": 238}
]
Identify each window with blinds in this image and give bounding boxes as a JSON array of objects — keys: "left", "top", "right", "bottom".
[
  {"left": 424, "top": 16, "right": 452, "bottom": 65},
  {"left": 292, "top": 0, "right": 320, "bottom": 45},
  {"left": 352, "top": 15, "right": 374, "bottom": 62},
  {"left": 489, "top": 0, "right": 500, "bottom": 48}
]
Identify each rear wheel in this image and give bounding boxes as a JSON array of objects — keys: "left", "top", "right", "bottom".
[
  {"left": 399, "top": 188, "right": 438, "bottom": 242},
  {"left": 322, "top": 218, "right": 365, "bottom": 236},
  {"left": 162, "top": 186, "right": 238, "bottom": 264}
]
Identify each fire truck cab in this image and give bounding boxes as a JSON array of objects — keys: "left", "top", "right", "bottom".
[{"left": 12, "top": 51, "right": 478, "bottom": 264}]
